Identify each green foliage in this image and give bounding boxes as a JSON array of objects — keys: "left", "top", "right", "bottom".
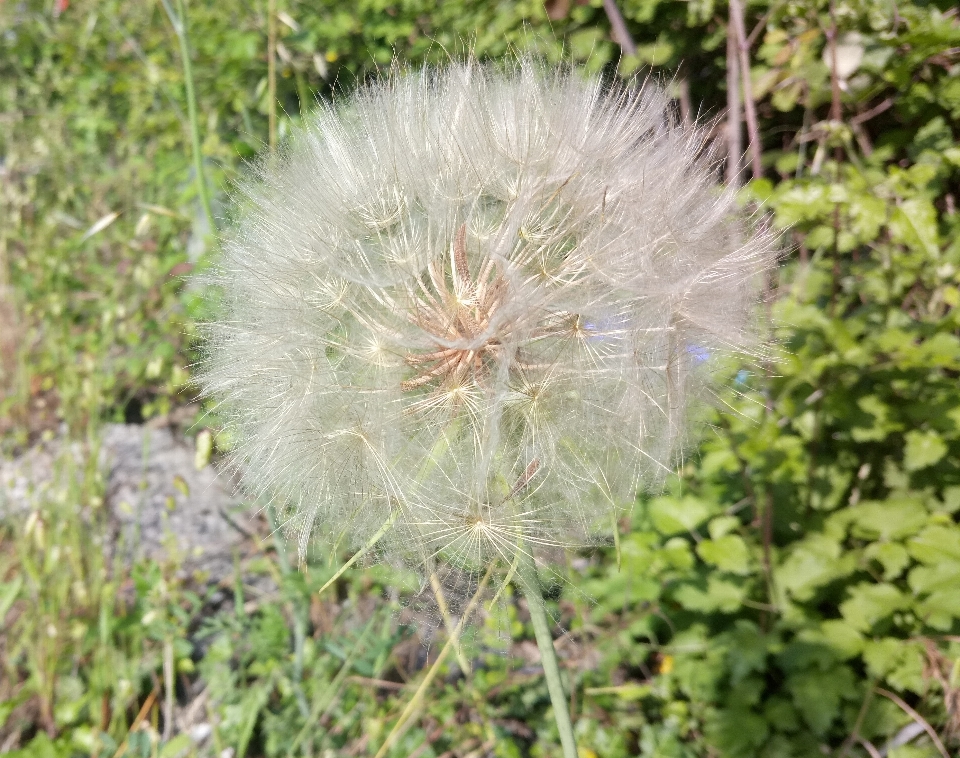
[
  {"left": 574, "top": 14, "right": 960, "bottom": 748},
  {"left": 2, "top": 0, "right": 960, "bottom": 755}
]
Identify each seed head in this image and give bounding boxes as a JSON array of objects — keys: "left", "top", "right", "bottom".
[{"left": 200, "top": 61, "right": 775, "bottom": 577}]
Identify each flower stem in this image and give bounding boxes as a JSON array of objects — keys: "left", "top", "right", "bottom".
[
  {"left": 429, "top": 571, "right": 472, "bottom": 674},
  {"left": 266, "top": 0, "right": 277, "bottom": 151},
  {"left": 265, "top": 504, "right": 310, "bottom": 719},
  {"left": 317, "top": 509, "right": 397, "bottom": 597},
  {"left": 164, "top": 0, "right": 216, "bottom": 233},
  {"left": 517, "top": 551, "right": 578, "bottom": 758},
  {"left": 373, "top": 564, "right": 496, "bottom": 758}
]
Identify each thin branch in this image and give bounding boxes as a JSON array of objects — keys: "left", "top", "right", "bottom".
[
  {"left": 875, "top": 688, "right": 950, "bottom": 758},
  {"left": 725, "top": 28, "right": 743, "bottom": 185},
  {"left": 746, "top": 5, "right": 776, "bottom": 46},
  {"left": 429, "top": 572, "right": 472, "bottom": 675},
  {"left": 729, "top": 0, "right": 763, "bottom": 179},
  {"left": 827, "top": 0, "right": 843, "bottom": 124},
  {"left": 836, "top": 682, "right": 876, "bottom": 758},
  {"left": 851, "top": 97, "right": 893, "bottom": 125},
  {"left": 112, "top": 689, "right": 159, "bottom": 758},
  {"left": 602, "top": 0, "right": 637, "bottom": 56},
  {"left": 677, "top": 71, "right": 693, "bottom": 129}
]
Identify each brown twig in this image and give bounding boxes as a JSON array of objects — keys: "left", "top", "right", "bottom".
[
  {"left": 875, "top": 688, "right": 950, "bottom": 758},
  {"left": 761, "top": 490, "right": 774, "bottom": 601},
  {"left": 112, "top": 689, "right": 159, "bottom": 758},
  {"left": 828, "top": 9, "right": 842, "bottom": 122},
  {"left": 851, "top": 97, "right": 893, "bottom": 125},
  {"left": 827, "top": 0, "right": 843, "bottom": 161},
  {"left": 677, "top": 71, "right": 693, "bottom": 129},
  {"left": 746, "top": 6, "right": 775, "bottom": 46},
  {"left": 406, "top": 724, "right": 447, "bottom": 758},
  {"left": 725, "top": 30, "right": 743, "bottom": 185},
  {"left": 602, "top": 0, "right": 637, "bottom": 56},
  {"left": 729, "top": 0, "right": 763, "bottom": 179},
  {"left": 836, "top": 683, "right": 876, "bottom": 758}
]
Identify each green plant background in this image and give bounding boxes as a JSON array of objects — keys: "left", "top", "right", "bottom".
[{"left": 1, "top": 0, "right": 959, "bottom": 756}]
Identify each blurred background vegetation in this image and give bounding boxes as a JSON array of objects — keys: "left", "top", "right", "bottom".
[{"left": 1, "top": 0, "right": 959, "bottom": 755}]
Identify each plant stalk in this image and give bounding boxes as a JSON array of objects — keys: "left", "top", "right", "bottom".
[
  {"left": 517, "top": 551, "right": 578, "bottom": 758},
  {"left": 725, "top": 27, "right": 743, "bottom": 186},
  {"left": 169, "top": 0, "right": 216, "bottom": 233},
  {"left": 728, "top": 0, "right": 763, "bottom": 180},
  {"left": 373, "top": 564, "right": 495, "bottom": 758},
  {"left": 267, "top": 0, "right": 278, "bottom": 150},
  {"left": 317, "top": 509, "right": 397, "bottom": 597},
  {"left": 602, "top": 0, "right": 637, "bottom": 56},
  {"left": 265, "top": 504, "right": 310, "bottom": 719},
  {"left": 162, "top": 637, "right": 175, "bottom": 741}
]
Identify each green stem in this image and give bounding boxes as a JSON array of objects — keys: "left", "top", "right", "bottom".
[
  {"left": 287, "top": 612, "right": 379, "bottom": 756},
  {"left": 517, "top": 551, "right": 578, "bottom": 758},
  {"left": 162, "top": 636, "right": 175, "bottom": 742},
  {"left": 267, "top": 0, "right": 277, "bottom": 150},
  {"left": 265, "top": 504, "right": 310, "bottom": 719},
  {"left": 168, "top": 0, "right": 216, "bottom": 234},
  {"left": 317, "top": 509, "right": 397, "bottom": 597},
  {"left": 373, "top": 564, "right": 495, "bottom": 758}
]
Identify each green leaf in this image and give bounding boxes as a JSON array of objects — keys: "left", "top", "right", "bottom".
[
  {"left": 235, "top": 677, "right": 274, "bottom": 758},
  {"left": 723, "top": 621, "right": 769, "bottom": 683},
  {"left": 916, "top": 586, "right": 960, "bottom": 630},
  {"left": 851, "top": 395, "right": 900, "bottom": 442},
  {"left": 635, "top": 36, "right": 675, "bottom": 66},
  {"left": 0, "top": 576, "right": 23, "bottom": 622},
  {"left": 786, "top": 665, "right": 855, "bottom": 736},
  {"left": 849, "top": 193, "right": 888, "bottom": 242},
  {"left": 707, "top": 515, "right": 741, "bottom": 540},
  {"left": 778, "top": 535, "right": 857, "bottom": 601},
  {"left": 907, "top": 561, "right": 960, "bottom": 595},
  {"left": 863, "top": 637, "right": 902, "bottom": 679},
  {"left": 865, "top": 541, "right": 911, "bottom": 580},
  {"left": 673, "top": 576, "right": 746, "bottom": 613},
  {"left": 796, "top": 620, "right": 864, "bottom": 660},
  {"left": 159, "top": 734, "right": 193, "bottom": 758},
  {"left": 839, "top": 583, "right": 909, "bottom": 632},
  {"left": 890, "top": 198, "right": 939, "bottom": 255},
  {"left": 568, "top": 27, "right": 604, "bottom": 59},
  {"left": 863, "top": 639, "right": 926, "bottom": 693},
  {"left": 847, "top": 498, "right": 929, "bottom": 541},
  {"left": 907, "top": 525, "right": 960, "bottom": 564},
  {"left": 940, "top": 485, "right": 960, "bottom": 514},
  {"left": 704, "top": 707, "right": 770, "bottom": 756},
  {"left": 648, "top": 496, "right": 714, "bottom": 536},
  {"left": 696, "top": 535, "right": 751, "bottom": 574},
  {"left": 903, "top": 430, "right": 948, "bottom": 471},
  {"left": 3, "top": 733, "right": 70, "bottom": 758}
]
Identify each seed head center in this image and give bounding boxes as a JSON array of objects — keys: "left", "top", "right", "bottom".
[{"left": 401, "top": 224, "right": 508, "bottom": 392}]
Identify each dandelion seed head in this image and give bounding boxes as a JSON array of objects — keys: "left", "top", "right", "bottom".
[{"left": 199, "top": 59, "right": 776, "bottom": 583}]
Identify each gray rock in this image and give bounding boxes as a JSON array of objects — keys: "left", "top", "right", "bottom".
[
  {"left": 102, "top": 423, "right": 256, "bottom": 581},
  {"left": 0, "top": 423, "right": 259, "bottom": 584}
]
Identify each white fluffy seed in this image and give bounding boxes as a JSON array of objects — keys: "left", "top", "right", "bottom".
[{"left": 199, "top": 60, "right": 776, "bottom": 577}]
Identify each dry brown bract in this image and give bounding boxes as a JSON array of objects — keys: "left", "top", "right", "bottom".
[{"left": 401, "top": 224, "right": 509, "bottom": 392}]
